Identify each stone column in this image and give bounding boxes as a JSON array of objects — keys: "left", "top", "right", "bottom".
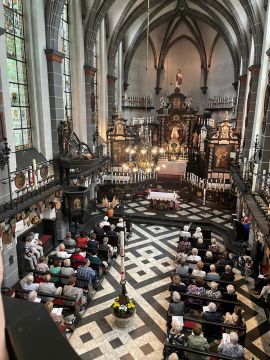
[
  {"left": 236, "top": 75, "right": 247, "bottom": 133},
  {"left": 242, "top": 65, "right": 260, "bottom": 159},
  {"left": 84, "top": 65, "right": 96, "bottom": 148},
  {"left": 107, "top": 74, "right": 117, "bottom": 126},
  {"left": 45, "top": 49, "right": 65, "bottom": 156},
  {"left": 260, "top": 52, "right": 270, "bottom": 172}
]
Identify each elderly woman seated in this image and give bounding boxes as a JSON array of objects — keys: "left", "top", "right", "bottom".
[
  {"left": 222, "top": 284, "right": 237, "bottom": 314},
  {"left": 201, "top": 302, "right": 223, "bottom": 339},
  {"left": 206, "top": 264, "right": 220, "bottom": 281},
  {"left": 205, "top": 281, "right": 222, "bottom": 299},
  {"left": 61, "top": 259, "right": 75, "bottom": 285},
  {"left": 175, "top": 259, "right": 189, "bottom": 276},
  {"left": 196, "top": 238, "right": 207, "bottom": 250},
  {"left": 180, "top": 225, "right": 191, "bottom": 238},
  {"left": 28, "top": 290, "right": 41, "bottom": 303},
  {"left": 63, "top": 276, "right": 87, "bottom": 310},
  {"left": 218, "top": 331, "right": 244, "bottom": 358},
  {"left": 39, "top": 274, "right": 62, "bottom": 302},
  {"left": 220, "top": 265, "right": 235, "bottom": 282},
  {"left": 186, "top": 323, "right": 209, "bottom": 360},
  {"left": 168, "top": 292, "right": 185, "bottom": 316},
  {"left": 187, "top": 248, "right": 201, "bottom": 270},
  {"left": 203, "top": 250, "right": 217, "bottom": 264},
  {"left": 193, "top": 227, "right": 203, "bottom": 239},
  {"left": 22, "top": 275, "right": 39, "bottom": 292},
  {"left": 187, "top": 277, "right": 206, "bottom": 304},
  {"left": 208, "top": 238, "right": 220, "bottom": 253},
  {"left": 178, "top": 238, "right": 191, "bottom": 254},
  {"left": 192, "top": 261, "right": 206, "bottom": 278},
  {"left": 169, "top": 274, "right": 187, "bottom": 294}
]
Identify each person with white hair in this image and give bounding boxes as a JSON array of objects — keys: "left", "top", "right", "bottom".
[
  {"left": 187, "top": 248, "right": 201, "bottom": 270},
  {"left": 220, "top": 264, "right": 235, "bottom": 282},
  {"left": 56, "top": 243, "right": 71, "bottom": 259},
  {"left": 206, "top": 264, "right": 220, "bottom": 281},
  {"left": 222, "top": 285, "right": 237, "bottom": 313},
  {"left": 116, "top": 217, "right": 125, "bottom": 228},
  {"left": 196, "top": 237, "right": 206, "bottom": 250},
  {"left": 61, "top": 258, "right": 75, "bottom": 284},
  {"left": 180, "top": 225, "right": 191, "bottom": 238},
  {"left": 22, "top": 275, "right": 39, "bottom": 297},
  {"left": 205, "top": 281, "right": 222, "bottom": 299},
  {"left": 209, "top": 237, "right": 220, "bottom": 253},
  {"left": 202, "top": 302, "right": 223, "bottom": 338},
  {"left": 218, "top": 331, "right": 244, "bottom": 358},
  {"left": 167, "top": 353, "right": 179, "bottom": 360},
  {"left": 28, "top": 290, "right": 41, "bottom": 303},
  {"left": 192, "top": 261, "right": 206, "bottom": 278},
  {"left": 101, "top": 216, "right": 110, "bottom": 226},
  {"left": 168, "top": 291, "right": 185, "bottom": 316},
  {"left": 29, "top": 232, "right": 44, "bottom": 257},
  {"left": 193, "top": 227, "right": 203, "bottom": 239},
  {"left": 186, "top": 323, "right": 209, "bottom": 360},
  {"left": 203, "top": 250, "right": 217, "bottom": 265}
]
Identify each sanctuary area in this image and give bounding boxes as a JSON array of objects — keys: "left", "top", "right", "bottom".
[{"left": 0, "top": 1, "right": 270, "bottom": 360}]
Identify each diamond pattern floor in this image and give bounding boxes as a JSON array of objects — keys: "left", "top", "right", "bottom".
[{"left": 70, "top": 224, "right": 269, "bottom": 360}]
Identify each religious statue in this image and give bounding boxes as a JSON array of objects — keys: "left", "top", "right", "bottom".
[
  {"left": 160, "top": 95, "right": 168, "bottom": 108},
  {"left": 221, "top": 123, "right": 230, "bottom": 138},
  {"left": 185, "top": 96, "right": 192, "bottom": 111},
  {"left": 192, "top": 132, "right": 199, "bottom": 148},
  {"left": 175, "top": 69, "right": 183, "bottom": 88},
  {"left": 114, "top": 118, "right": 125, "bottom": 135},
  {"left": 171, "top": 125, "right": 180, "bottom": 141}
]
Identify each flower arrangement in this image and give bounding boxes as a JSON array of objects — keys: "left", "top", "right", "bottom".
[
  {"left": 111, "top": 296, "right": 136, "bottom": 318},
  {"left": 101, "top": 196, "right": 120, "bottom": 209}
]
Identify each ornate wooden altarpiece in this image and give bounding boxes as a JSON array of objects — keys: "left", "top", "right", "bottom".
[
  {"left": 107, "top": 116, "right": 137, "bottom": 166},
  {"left": 157, "top": 88, "right": 197, "bottom": 160},
  {"left": 208, "top": 112, "right": 240, "bottom": 174}
]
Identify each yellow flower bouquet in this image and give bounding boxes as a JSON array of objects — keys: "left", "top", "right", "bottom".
[{"left": 111, "top": 296, "right": 136, "bottom": 318}]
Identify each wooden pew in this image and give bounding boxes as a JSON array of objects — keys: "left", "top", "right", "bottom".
[
  {"left": 164, "top": 342, "right": 245, "bottom": 360},
  {"left": 172, "top": 272, "right": 236, "bottom": 286}
]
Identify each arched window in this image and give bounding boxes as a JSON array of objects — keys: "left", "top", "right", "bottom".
[
  {"left": 3, "top": 0, "right": 32, "bottom": 151},
  {"left": 60, "top": 0, "right": 72, "bottom": 120}
]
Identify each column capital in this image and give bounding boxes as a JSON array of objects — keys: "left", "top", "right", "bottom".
[
  {"left": 249, "top": 64, "right": 261, "bottom": 74},
  {"left": 239, "top": 74, "right": 247, "bottom": 82},
  {"left": 84, "top": 65, "right": 97, "bottom": 76},
  {"left": 107, "top": 74, "right": 118, "bottom": 83},
  {"left": 45, "top": 49, "right": 65, "bottom": 63}
]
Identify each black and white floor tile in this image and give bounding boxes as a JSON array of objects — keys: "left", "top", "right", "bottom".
[
  {"left": 70, "top": 224, "right": 270, "bottom": 360},
  {"left": 121, "top": 199, "right": 234, "bottom": 229}
]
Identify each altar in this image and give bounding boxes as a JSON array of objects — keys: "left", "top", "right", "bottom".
[{"left": 147, "top": 191, "right": 180, "bottom": 210}]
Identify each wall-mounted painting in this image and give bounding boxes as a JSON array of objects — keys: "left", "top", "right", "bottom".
[
  {"left": 111, "top": 141, "right": 129, "bottom": 165},
  {"left": 212, "top": 144, "right": 232, "bottom": 172}
]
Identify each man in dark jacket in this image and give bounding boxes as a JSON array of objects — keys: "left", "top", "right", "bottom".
[{"left": 201, "top": 302, "right": 223, "bottom": 338}]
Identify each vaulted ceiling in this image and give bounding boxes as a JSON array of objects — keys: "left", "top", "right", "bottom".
[{"left": 83, "top": 0, "right": 265, "bottom": 79}]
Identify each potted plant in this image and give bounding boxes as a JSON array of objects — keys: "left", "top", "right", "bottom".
[
  {"left": 111, "top": 296, "right": 136, "bottom": 327},
  {"left": 101, "top": 196, "right": 120, "bottom": 217}
]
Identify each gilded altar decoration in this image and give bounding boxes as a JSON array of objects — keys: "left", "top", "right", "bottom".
[
  {"left": 14, "top": 171, "right": 26, "bottom": 189},
  {"left": 175, "top": 68, "right": 183, "bottom": 88},
  {"left": 113, "top": 118, "right": 126, "bottom": 135},
  {"left": 73, "top": 198, "right": 81, "bottom": 209}
]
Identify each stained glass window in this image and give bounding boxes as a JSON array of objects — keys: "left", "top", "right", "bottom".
[
  {"left": 60, "top": 0, "right": 72, "bottom": 120},
  {"left": 3, "top": 0, "right": 32, "bottom": 150}
]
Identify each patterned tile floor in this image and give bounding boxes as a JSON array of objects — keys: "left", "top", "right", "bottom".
[{"left": 70, "top": 223, "right": 270, "bottom": 360}]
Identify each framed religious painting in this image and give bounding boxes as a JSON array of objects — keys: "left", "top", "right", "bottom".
[
  {"left": 111, "top": 141, "right": 129, "bottom": 165},
  {"left": 212, "top": 144, "right": 232, "bottom": 172}
]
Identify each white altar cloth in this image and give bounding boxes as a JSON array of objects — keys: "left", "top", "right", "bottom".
[{"left": 147, "top": 191, "right": 179, "bottom": 201}]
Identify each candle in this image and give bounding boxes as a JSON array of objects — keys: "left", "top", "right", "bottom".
[
  {"left": 252, "top": 163, "right": 258, "bottom": 193},
  {"left": 203, "top": 188, "right": 206, "bottom": 206},
  {"left": 32, "top": 159, "right": 37, "bottom": 187}
]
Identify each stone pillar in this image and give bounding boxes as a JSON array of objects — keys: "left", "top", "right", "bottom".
[
  {"left": 45, "top": 49, "right": 65, "bottom": 156},
  {"left": 242, "top": 65, "right": 260, "bottom": 159},
  {"left": 84, "top": 65, "right": 96, "bottom": 148},
  {"left": 107, "top": 74, "right": 117, "bottom": 126},
  {"left": 260, "top": 52, "right": 270, "bottom": 172},
  {"left": 236, "top": 75, "right": 247, "bottom": 133},
  {"left": 117, "top": 43, "right": 123, "bottom": 113},
  {"left": 55, "top": 211, "right": 69, "bottom": 241}
]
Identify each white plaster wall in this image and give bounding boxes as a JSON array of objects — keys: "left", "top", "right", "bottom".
[{"left": 207, "top": 37, "right": 235, "bottom": 98}]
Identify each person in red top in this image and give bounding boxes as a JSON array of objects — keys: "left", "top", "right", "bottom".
[
  {"left": 76, "top": 231, "right": 88, "bottom": 249},
  {"left": 71, "top": 248, "right": 85, "bottom": 269}
]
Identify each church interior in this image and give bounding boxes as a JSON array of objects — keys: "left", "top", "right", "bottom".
[{"left": 1, "top": 0, "right": 270, "bottom": 359}]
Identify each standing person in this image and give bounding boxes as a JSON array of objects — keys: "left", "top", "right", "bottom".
[{"left": 24, "top": 235, "right": 38, "bottom": 270}]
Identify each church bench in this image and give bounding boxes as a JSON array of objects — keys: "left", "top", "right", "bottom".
[
  {"left": 164, "top": 342, "right": 245, "bottom": 360},
  {"left": 172, "top": 273, "right": 236, "bottom": 286},
  {"left": 176, "top": 291, "right": 240, "bottom": 306}
]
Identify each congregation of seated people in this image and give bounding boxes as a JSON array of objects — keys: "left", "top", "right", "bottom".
[
  {"left": 16, "top": 215, "right": 128, "bottom": 334},
  {"left": 164, "top": 225, "right": 246, "bottom": 359}
]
